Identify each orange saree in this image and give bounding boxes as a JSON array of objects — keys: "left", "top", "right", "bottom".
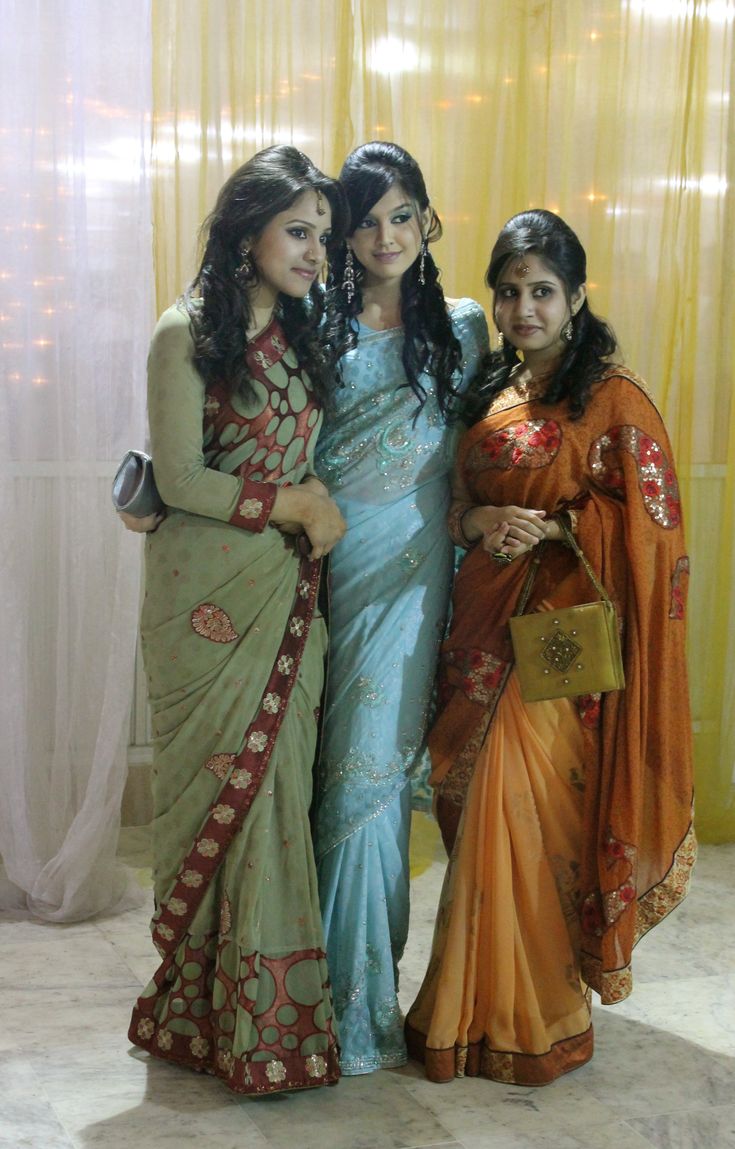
[{"left": 405, "top": 369, "right": 696, "bottom": 1085}]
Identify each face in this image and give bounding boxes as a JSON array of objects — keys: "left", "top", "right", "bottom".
[
  {"left": 247, "top": 189, "right": 332, "bottom": 309},
  {"left": 493, "top": 252, "right": 586, "bottom": 367},
  {"left": 347, "top": 184, "right": 427, "bottom": 288}
]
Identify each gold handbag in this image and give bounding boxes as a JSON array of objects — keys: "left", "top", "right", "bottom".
[{"left": 508, "top": 524, "right": 625, "bottom": 703}]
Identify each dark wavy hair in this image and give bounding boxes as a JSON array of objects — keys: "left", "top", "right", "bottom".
[
  {"left": 182, "top": 145, "right": 349, "bottom": 403},
  {"left": 465, "top": 209, "right": 617, "bottom": 424},
  {"left": 325, "top": 141, "right": 463, "bottom": 418}
]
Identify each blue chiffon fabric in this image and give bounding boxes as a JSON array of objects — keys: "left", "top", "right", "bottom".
[{"left": 313, "top": 299, "right": 489, "bottom": 1074}]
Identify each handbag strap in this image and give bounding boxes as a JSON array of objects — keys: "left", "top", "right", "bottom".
[
  {"left": 557, "top": 518, "right": 613, "bottom": 604},
  {"left": 512, "top": 517, "right": 612, "bottom": 618}
]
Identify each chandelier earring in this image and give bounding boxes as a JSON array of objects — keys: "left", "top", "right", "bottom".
[
  {"left": 418, "top": 239, "right": 428, "bottom": 286},
  {"left": 562, "top": 317, "right": 574, "bottom": 343},
  {"left": 342, "top": 248, "right": 356, "bottom": 303},
  {"left": 236, "top": 248, "right": 255, "bottom": 283},
  {"left": 496, "top": 330, "right": 504, "bottom": 350}
]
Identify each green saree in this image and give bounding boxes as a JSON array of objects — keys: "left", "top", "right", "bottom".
[{"left": 128, "top": 304, "right": 339, "bottom": 1094}]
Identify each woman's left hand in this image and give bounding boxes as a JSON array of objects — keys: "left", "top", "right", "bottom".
[
  {"left": 118, "top": 510, "right": 165, "bottom": 533},
  {"left": 488, "top": 514, "right": 565, "bottom": 561}
]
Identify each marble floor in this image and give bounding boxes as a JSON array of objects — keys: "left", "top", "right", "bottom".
[{"left": 1, "top": 817, "right": 734, "bottom": 1149}]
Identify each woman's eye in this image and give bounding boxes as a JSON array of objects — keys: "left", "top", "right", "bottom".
[
  {"left": 392, "top": 213, "right": 412, "bottom": 225},
  {"left": 355, "top": 218, "right": 375, "bottom": 229},
  {"left": 288, "top": 228, "right": 307, "bottom": 240}
]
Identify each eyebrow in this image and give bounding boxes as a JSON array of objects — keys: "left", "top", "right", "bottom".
[
  {"left": 498, "top": 278, "right": 556, "bottom": 287},
  {"left": 365, "top": 201, "right": 413, "bottom": 216},
  {"left": 285, "top": 217, "right": 330, "bottom": 228}
]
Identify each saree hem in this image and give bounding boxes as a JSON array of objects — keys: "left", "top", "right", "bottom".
[
  {"left": 405, "top": 1019, "right": 594, "bottom": 1086},
  {"left": 581, "top": 819, "right": 696, "bottom": 1002},
  {"left": 129, "top": 936, "right": 340, "bottom": 1096},
  {"left": 128, "top": 1025, "right": 340, "bottom": 1095},
  {"left": 339, "top": 1050, "right": 408, "bottom": 1076}
]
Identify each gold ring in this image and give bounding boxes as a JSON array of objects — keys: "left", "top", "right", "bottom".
[{"left": 491, "top": 551, "right": 513, "bottom": 566}]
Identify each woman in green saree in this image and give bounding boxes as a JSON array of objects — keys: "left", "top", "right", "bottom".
[{"left": 124, "top": 147, "right": 348, "bottom": 1095}]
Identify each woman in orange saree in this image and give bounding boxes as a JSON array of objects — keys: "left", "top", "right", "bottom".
[{"left": 405, "top": 210, "right": 695, "bottom": 1086}]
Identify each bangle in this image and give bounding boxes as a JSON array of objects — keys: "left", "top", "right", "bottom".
[
  {"left": 448, "top": 502, "right": 475, "bottom": 548},
  {"left": 551, "top": 509, "right": 577, "bottom": 544}
]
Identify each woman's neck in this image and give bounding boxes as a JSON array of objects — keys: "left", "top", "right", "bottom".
[
  {"left": 358, "top": 279, "right": 403, "bottom": 331},
  {"left": 511, "top": 354, "right": 560, "bottom": 383},
  {"left": 246, "top": 304, "right": 276, "bottom": 341}
]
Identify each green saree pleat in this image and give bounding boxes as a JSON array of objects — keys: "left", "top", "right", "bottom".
[{"left": 128, "top": 309, "right": 339, "bottom": 1094}]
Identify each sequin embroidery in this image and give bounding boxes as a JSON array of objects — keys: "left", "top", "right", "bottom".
[{"left": 589, "top": 425, "right": 682, "bottom": 527}]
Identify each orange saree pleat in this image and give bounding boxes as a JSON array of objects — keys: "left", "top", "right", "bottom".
[{"left": 406, "top": 673, "right": 594, "bottom": 1085}]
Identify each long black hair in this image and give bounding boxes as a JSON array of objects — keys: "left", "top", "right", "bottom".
[
  {"left": 183, "top": 145, "right": 349, "bottom": 404},
  {"left": 465, "top": 209, "right": 617, "bottom": 423},
  {"left": 326, "top": 141, "right": 463, "bottom": 418}
]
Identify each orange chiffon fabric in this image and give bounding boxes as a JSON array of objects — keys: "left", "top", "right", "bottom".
[
  {"left": 406, "top": 673, "right": 595, "bottom": 1084},
  {"left": 405, "top": 369, "right": 696, "bottom": 1085}
]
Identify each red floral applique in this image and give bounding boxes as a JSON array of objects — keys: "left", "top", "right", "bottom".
[
  {"left": 445, "top": 648, "right": 507, "bottom": 707},
  {"left": 581, "top": 891, "right": 604, "bottom": 936},
  {"left": 575, "top": 693, "right": 601, "bottom": 728},
  {"left": 191, "top": 603, "right": 239, "bottom": 643},
  {"left": 669, "top": 556, "right": 690, "bottom": 620},
  {"left": 589, "top": 425, "right": 682, "bottom": 527},
  {"left": 470, "top": 419, "right": 562, "bottom": 472}
]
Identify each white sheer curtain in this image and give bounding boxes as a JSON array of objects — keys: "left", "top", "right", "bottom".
[{"left": 0, "top": 0, "right": 154, "bottom": 920}]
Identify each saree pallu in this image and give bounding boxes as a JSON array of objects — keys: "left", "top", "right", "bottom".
[
  {"left": 405, "top": 369, "right": 696, "bottom": 1085},
  {"left": 128, "top": 309, "right": 339, "bottom": 1094}
]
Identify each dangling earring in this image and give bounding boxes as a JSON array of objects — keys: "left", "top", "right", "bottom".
[
  {"left": 342, "top": 248, "right": 355, "bottom": 303},
  {"left": 236, "top": 248, "right": 254, "bottom": 282},
  {"left": 562, "top": 317, "right": 574, "bottom": 343},
  {"left": 418, "top": 239, "right": 427, "bottom": 286},
  {"left": 496, "top": 331, "right": 504, "bottom": 350}
]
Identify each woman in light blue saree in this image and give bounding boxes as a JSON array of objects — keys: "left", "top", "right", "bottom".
[{"left": 314, "top": 142, "right": 488, "bottom": 1074}]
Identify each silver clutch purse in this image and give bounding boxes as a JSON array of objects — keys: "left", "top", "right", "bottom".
[{"left": 111, "top": 450, "right": 164, "bottom": 517}]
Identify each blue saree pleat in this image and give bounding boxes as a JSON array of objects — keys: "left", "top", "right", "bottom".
[{"left": 313, "top": 299, "right": 489, "bottom": 1073}]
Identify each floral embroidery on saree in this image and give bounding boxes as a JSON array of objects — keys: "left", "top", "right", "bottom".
[
  {"left": 575, "top": 692, "right": 601, "bottom": 729},
  {"left": 466, "top": 419, "right": 562, "bottom": 473},
  {"left": 589, "top": 425, "right": 682, "bottom": 528},
  {"left": 191, "top": 603, "right": 239, "bottom": 643},
  {"left": 444, "top": 648, "right": 507, "bottom": 708},
  {"left": 204, "top": 752, "right": 237, "bottom": 780},
  {"left": 670, "top": 555, "right": 690, "bottom": 619}
]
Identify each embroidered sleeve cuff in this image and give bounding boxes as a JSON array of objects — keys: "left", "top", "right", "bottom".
[
  {"left": 228, "top": 480, "right": 278, "bottom": 532},
  {"left": 448, "top": 502, "right": 476, "bottom": 549}
]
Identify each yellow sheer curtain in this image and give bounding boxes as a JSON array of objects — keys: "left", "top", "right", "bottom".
[{"left": 150, "top": 0, "right": 735, "bottom": 841}]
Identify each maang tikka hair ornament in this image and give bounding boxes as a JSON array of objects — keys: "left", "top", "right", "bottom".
[
  {"left": 315, "top": 188, "right": 326, "bottom": 216},
  {"left": 342, "top": 248, "right": 356, "bottom": 303}
]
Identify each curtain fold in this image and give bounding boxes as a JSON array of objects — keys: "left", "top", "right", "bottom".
[{"left": 0, "top": 0, "right": 155, "bottom": 919}]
